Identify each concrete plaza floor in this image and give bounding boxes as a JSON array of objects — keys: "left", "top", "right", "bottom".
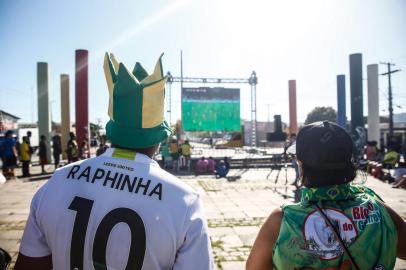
[{"left": 0, "top": 163, "right": 405, "bottom": 269}]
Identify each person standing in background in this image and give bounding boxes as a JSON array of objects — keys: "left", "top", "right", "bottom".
[
  {"left": 38, "top": 135, "right": 48, "bottom": 174},
  {"left": 0, "top": 130, "right": 18, "bottom": 179},
  {"left": 169, "top": 138, "right": 179, "bottom": 172},
  {"left": 67, "top": 132, "right": 79, "bottom": 163},
  {"left": 26, "top": 131, "right": 33, "bottom": 157},
  {"left": 96, "top": 142, "right": 108, "bottom": 156},
  {"left": 52, "top": 135, "right": 62, "bottom": 170},
  {"left": 160, "top": 142, "right": 172, "bottom": 169},
  {"left": 20, "top": 136, "right": 31, "bottom": 177},
  {"left": 79, "top": 139, "right": 90, "bottom": 160},
  {"left": 180, "top": 140, "right": 192, "bottom": 171}
]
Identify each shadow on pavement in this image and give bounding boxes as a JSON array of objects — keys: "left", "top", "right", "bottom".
[{"left": 18, "top": 172, "right": 53, "bottom": 182}]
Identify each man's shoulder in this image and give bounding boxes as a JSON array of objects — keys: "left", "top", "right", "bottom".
[{"left": 149, "top": 165, "right": 197, "bottom": 196}]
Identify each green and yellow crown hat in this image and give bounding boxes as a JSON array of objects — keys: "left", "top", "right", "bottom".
[{"left": 103, "top": 52, "right": 171, "bottom": 149}]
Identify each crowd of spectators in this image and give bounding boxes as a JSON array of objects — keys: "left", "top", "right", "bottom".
[
  {"left": 159, "top": 138, "right": 231, "bottom": 178},
  {"left": 363, "top": 139, "right": 406, "bottom": 189},
  {"left": 0, "top": 130, "right": 102, "bottom": 180}
]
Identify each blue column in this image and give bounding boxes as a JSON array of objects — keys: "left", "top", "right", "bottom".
[{"left": 336, "top": 75, "right": 346, "bottom": 127}]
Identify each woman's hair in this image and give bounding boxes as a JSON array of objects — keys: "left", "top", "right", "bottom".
[{"left": 302, "top": 162, "right": 357, "bottom": 188}]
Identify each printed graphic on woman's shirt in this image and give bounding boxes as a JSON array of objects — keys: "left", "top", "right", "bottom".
[{"left": 303, "top": 208, "right": 358, "bottom": 260}]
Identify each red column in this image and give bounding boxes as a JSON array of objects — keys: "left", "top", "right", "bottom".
[
  {"left": 288, "top": 80, "right": 298, "bottom": 135},
  {"left": 75, "top": 50, "right": 89, "bottom": 153}
]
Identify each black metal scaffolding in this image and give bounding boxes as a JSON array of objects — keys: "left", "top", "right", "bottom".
[{"left": 165, "top": 71, "right": 259, "bottom": 146}]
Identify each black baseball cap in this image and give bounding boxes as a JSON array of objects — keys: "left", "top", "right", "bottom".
[{"left": 288, "top": 121, "right": 353, "bottom": 169}]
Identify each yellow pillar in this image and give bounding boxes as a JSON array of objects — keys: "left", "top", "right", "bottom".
[{"left": 61, "top": 74, "right": 70, "bottom": 160}]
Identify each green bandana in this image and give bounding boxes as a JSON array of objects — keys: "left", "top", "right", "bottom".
[
  {"left": 273, "top": 183, "right": 397, "bottom": 270},
  {"left": 300, "top": 183, "right": 384, "bottom": 205}
]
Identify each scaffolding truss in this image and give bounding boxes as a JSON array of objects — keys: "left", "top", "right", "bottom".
[{"left": 166, "top": 71, "right": 258, "bottom": 146}]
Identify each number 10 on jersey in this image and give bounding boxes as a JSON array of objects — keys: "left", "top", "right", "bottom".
[{"left": 68, "top": 196, "right": 146, "bottom": 270}]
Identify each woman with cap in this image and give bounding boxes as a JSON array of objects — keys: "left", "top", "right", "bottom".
[{"left": 247, "top": 121, "right": 406, "bottom": 270}]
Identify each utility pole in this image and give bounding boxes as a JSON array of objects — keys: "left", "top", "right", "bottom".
[
  {"left": 380, "top": 62, "right": 400, "bottom": 136},
  {"left": 179, "top": 50, "right": 184, "bottom": 141}
]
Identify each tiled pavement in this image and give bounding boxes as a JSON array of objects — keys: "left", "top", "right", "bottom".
[{"left": 1, "top": 164, "right": 405, "bottom": 269}]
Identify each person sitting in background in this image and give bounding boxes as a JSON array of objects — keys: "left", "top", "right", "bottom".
[
  {"left": 207, "top": 157, "right": 216, "bottom": 173},
  {"left": 38, "top": 135, "right": 48, "bottom": 174},
  {"left": 392, "top": 162, "right": 406, "bottom": 188},
  {"left": 214, "top": 160, "right": 228, "bottom": 178},
  {"left": 383, "top": 148, "right": 400, "bottom": 169},
  {"left": 393, "top": 176, "right": 406, "bottom": 189},
  {"left": 20, "top": 136, "right": 31, "bottom": 177},
  {"left": 224, "top": 157, "right": 230, "bottom": 174},
  {"left": 196, "top": 157, "right": 208, "bottom": 174}
]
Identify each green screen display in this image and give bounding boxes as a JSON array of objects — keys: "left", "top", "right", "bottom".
[{"left": 182, "top": 87, "right": 240, "bottom": 131}]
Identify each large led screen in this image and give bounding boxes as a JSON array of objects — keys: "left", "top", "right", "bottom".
[{"left": 182, "top": 87, "right": 240, "bottom": 131}]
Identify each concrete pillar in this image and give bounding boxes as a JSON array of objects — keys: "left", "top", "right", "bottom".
[
  {"left": 349, "top": 53, "right": 364, "bottom": 134},
  {"left": 37, "top": 62, "right": 52, "bottom": 162},
  {"left": 367, "top": 64, "right": 380, "bottom": 144},
  {"left": 61, "top": 74, "right": 70, "bottom": 159},
  {"left": 75, "top": 49, "right": 89, "bottom": 152},
  {"left": 288, "top": 80, "right": 298, "bottom": 135},
  {"left": 336, "top": 75, "right": 346, "bottom": 128}
]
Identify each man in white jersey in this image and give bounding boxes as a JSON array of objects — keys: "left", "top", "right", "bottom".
[{"left": 15, "top": 53, "right": 214, "bottom": 270}]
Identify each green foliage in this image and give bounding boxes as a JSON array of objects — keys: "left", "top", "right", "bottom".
[{"left": 304, "top": 107, "right": 337, "bottom": 125}]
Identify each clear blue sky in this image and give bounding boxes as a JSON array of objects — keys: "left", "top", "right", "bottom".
[{"left": 1, "top": 0, "right": 405, "bottom": 127}]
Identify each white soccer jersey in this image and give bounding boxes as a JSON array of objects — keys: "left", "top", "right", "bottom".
[{"left": 19, "top": 148, "right": 214, "bottom": 270}]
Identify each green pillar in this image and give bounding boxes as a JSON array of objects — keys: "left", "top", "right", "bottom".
[{"left": 37, "top": 62, "right": 52, "bottom": 162}]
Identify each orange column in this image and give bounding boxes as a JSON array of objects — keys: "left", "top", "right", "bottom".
[{"left": 288, "top": 80, "right": 298, "bottom": 135}]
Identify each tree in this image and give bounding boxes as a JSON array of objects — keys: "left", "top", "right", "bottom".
[{"left": 304, "top": 107, "right": 337, "bottom": 125}]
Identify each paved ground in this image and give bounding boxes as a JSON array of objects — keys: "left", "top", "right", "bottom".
[{"left": 1, "top": 162, "right": 405, "bottom": 269}]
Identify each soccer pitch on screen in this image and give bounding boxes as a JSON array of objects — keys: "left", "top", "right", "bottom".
[{"left": 182, "top": 87, "right": 241, "bottom": 132}]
